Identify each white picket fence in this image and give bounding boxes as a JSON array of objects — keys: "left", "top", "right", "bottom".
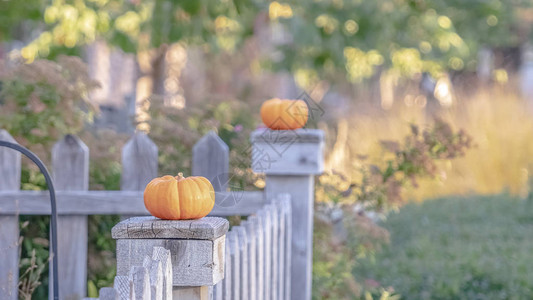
[{"left": 0, "top": 128, "right": 324, "bottom": 300}]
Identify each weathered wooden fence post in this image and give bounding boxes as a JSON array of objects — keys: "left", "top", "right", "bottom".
[
  {"left": 0, "top": 130, "right": 21, "bottom": 299},
  {"left": 50, "top": 134, "right": 90, "bottom": 299},
  {"left": 112, "top": 216, "right": 229, "bottom": 300},
  {"left": 251, "top": 129, "right": 324, "bottom": 300}
]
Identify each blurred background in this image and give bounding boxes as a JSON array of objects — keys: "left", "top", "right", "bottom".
[{"left": 2, "top": 0, "right": 533, "bottom": 299}]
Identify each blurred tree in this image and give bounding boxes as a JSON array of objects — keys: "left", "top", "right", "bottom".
[{"left": 4, "top": 0, "right": 533, "bottom": 84}]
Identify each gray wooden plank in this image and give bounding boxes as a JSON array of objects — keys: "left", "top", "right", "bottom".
[
  {"left": 112, "top": 216, "right": 229, "bottom": 240},
  {"left": 0, "top": 130, "right": 20, "bottom": 300},
  {"left": 121, "top": 132, "right": 158, "bottom": 191},
  {"left": 0, "top": 190, "right": 265, "bottom": 216},
  {"left": 50, "top": 134, "right": 89, "bottom": 300},
  {"left": 242, "top": 220, "right": 257, "bottom": 300},
  {"left": 269, "top": 204, "right": 279, "bottom": 300},
  {"left": 99, "top": 287, "right": 119, "bottom": 300},
  {"left": 130, "top": 266, "right": 151, "bottom": 300},
  {"left": 192, "top": 131, "right": 229, "bottom": 191},
  {"left": 234, "top": 226, "right": 248, "bottom": 300},
  {"left": 228, "top": 230, "right": 240, "bottom": 300},
  {"left": 151, "top": 247, "right": 172, "bottom": 300}
]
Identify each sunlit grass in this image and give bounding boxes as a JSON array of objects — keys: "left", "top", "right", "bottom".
[{"left": 354, "top": 195, "right": 533, "bottom": 299}]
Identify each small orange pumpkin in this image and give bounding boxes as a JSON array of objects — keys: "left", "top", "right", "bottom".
[
  {"left": 260, "top": 98, "right": 309, "bottom": 130},
  {"left": 143, "top": 173, "right": 215, "bottom": 220}
]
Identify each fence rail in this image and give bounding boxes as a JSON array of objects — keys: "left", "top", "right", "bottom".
[{"left": 0, "top": 128, "right": 324, "bottom": 299}]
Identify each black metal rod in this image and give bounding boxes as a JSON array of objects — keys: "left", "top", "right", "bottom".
[{"left": 0, "top": 140, "right": 59, "bottom": 300}]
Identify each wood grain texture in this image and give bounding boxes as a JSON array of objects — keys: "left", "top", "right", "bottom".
[
  {"left": 250, "top": 129, "right": 324, "bottom": 144},
  {"left": 112, "top": 216, "right": 229, "bottom": 240},
  {"left": 130, "top": 266, "right": 151, "bottom": 300},
  {"left": 250, "top": 214, "right": 264, "bottom": 300},
  {"left": 0, "top": 190, "right": 265, "bottom": 216},
  {"left": 281, "top": 196, "right": 292, "bottom": 300},
  {"left": 0, "top": 130, "right": 20, "bottom": 300},
  {"left": 192, "top": 131, "right": 229, "bottom": 192},
  {"left": 121, "top": 132, "right": 158, "bottom": 191},
  {"left": 260, "top": 208, "right": 272, "bottom": 300},
  {"left": 151, "top": 247, "right": 172, "bottom": 300},
  {"left": 116, "top": 236, "right": 226, "bottom": 286},
  {"left": 227, "top": 230, "right": 240, "bottom": 300},
  {"left": 269, "top": 204, "right": 280, "bottom": 300},
  {"left": 242, "top": 220, "right": 257, "bottom": 300},
  {"left": 222, "top": 233, "right": 232, "bottom": 300},
  {"left": 235, "top": 226, "right": 248, "bottom": 300},
  {"left": 50, "top": 134, "right": 89, "bottom": 300},
  {"left": 113, "top": 276, "right": 132, "bottom": 300},
  {"left": 266, "top": 176, "right": 313, "bottom": 300},
  {"left": 99, "top": 287, "right": 119, "bottom": 300},
  {"left": 273, "top": 194, "right": 291, "bottom": 300},
  {"left": 143, "top": 256, "right": 162, "bottom": 300}
]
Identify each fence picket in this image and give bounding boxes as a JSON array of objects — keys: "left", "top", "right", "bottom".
[
  {"left": 192, "top": 131, "right": 229, "bottom": 191},
  {"left": 280, "top": 194, "right": 292, "bottom": 300},
  {"left": 50, "top": 134, "right": 89, "bottom": 299},
  {"left": 235, "top": 226, "right": 249, "bottom": 300},
  {"left": 130, "top": 266, "right": 151, "bottom": 300},
  {"left": 269, "top": 204, "right": 280, "bottom": 300},
  {"left": 228, "top": 230, "right": 241, "bottom": 300},
  {"left": 99, "top": 287, "right": 119, "bottom": 300},
  {"left": 121, "top": 132, "right": 158, "bottom": 191},
  {"left": 249, "top": 214, "right": 264, "bottom": 300},
  {"left": 151, "top": 247, "right": 172, "bottom": 300},
  {"left": 0, "top": 130, "right": 20, "bottom": 300},
  {"left": 143, "top": 256, "right": 162, "bottom": 300},
  {"left": 113, "top": 276, "right": 131, "bottom": 300},
  {"left": 223, "top": 231, "right": 232, "bottom": 300},
  {"left": 261, "top": 208, "right": 273, "bottom": 300},
  {"left": 242, "top": 220, "right": 257, "bottom": 300},
  {"left": 273, "top": 196, "right": 286, "bottom": 300}
]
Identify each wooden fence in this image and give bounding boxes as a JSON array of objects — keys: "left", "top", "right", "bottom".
[{"left": 0, "top": 128, "right": 324, "bottom": 299}]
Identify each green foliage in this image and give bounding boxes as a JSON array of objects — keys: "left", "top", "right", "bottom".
[
  {"left": 0, "top": 0, "right": 45, "bottom": 41},
  {"left": 0, "top": 56, "right": 99, "bottom": 149},
  {"left": 313, "top": 209, "right": 394, "bottom": 299},
  {"left": 316, "top": 119, "right": 472, "bottom": 211},
  {"left": 10, "top": 0, "right": 531, "bottom": 82},
  {"left": 354, "top": 195, "right": 533, "bottom": 299}
]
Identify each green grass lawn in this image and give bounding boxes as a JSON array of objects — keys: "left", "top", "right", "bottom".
[{"left": 353, "top": 195, "right": 533, "bottom": 300}]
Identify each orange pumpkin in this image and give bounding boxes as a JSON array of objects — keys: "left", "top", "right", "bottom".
[
  {"left": 143, "top": 173, "right": 215, "bottom": 220},
  {"left": 260, "top": 98, "right": 309, "bottom": 130}
]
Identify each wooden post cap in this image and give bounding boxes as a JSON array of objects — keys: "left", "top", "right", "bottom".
[
  {"left": 113, "top": 217, "right": 229, "bottom": 286},
  {"left": 250, "top": 129, "right": 324, "bottom": 175},
  {"left": 112, "top": 216, "right": 229, "bottom": 240}
]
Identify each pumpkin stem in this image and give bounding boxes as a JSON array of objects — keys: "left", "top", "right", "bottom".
[{"left": 176, "top": 172, "right": 184, "bottom": 180}]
